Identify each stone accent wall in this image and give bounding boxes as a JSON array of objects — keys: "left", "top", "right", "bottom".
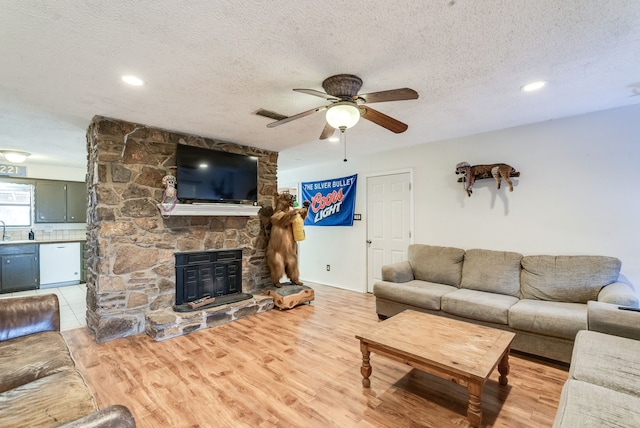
[{"left": 85, "top": 116, "right": 277, "bottom": 343}]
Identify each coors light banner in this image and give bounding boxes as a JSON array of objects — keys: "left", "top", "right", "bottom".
[{"left": 300, "top": 174, "right": 357, "bottom": 226}]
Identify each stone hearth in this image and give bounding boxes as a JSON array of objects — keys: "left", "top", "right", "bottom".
[
  {"left": 85, "top": 116, "right": 278, "bottom": 343},
  {"left": 147, "top": 294, "right": 274, "bottom": 340}
]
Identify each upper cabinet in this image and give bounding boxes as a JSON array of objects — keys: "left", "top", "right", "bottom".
[
  {"left": 35, "top": 181, "right": 66, "bottom": 222},
  {"left": 35, "top": 180, "right": 87, "bottom": 223},
  {"left": 66, "top": 181, "right": 87, "bottom": 223}
]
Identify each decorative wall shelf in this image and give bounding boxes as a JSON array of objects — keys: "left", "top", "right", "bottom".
[{"left": 157, "top": 203, "right": 260, "bottom": 217}]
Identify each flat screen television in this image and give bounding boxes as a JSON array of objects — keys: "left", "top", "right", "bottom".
[{"left": 176, "top": 144, "right": 258, "bottom": 204}]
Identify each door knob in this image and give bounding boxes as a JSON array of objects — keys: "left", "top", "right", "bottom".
[{"left": 366, "top": 240, "right": 372, "bottom": 244}]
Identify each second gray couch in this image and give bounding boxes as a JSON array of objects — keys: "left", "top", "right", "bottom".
[{"left": 553, "top": 301, "right": 640, "bottom": 426}]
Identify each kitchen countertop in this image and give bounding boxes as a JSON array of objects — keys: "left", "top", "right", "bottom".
[{"left": 0, "top": 239, "right": 86, "bottom": 245}]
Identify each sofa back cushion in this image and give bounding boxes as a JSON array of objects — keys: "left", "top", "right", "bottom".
[
  {"left": 520, "top": 255, "right": 621, "bottom": 303},
  {"left": 408, "top": 244, "right": 465, "bottom": 287},
  {"left": 460, "top": 249, "right": 523, "bottom": 297}
]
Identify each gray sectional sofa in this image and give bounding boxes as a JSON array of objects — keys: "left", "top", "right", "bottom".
[
  {"left": 553, "top": 301, "right": 640, "bottom": 426},
  {"left": 373, "top": 244, "right": 638, "bottom": 363}
]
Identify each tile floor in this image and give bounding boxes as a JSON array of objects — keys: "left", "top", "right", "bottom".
[{"left": 0, "top": 283, "right": 87, "bottom": 331}]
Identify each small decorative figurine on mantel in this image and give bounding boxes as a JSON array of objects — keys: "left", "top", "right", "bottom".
[
  {"left": 159, "top": 174, "right": 178, "bottom": 213},
  {"left": 455, "top": 162, "right": 520, "bottom": 197}
]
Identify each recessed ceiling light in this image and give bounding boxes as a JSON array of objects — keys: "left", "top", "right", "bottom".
[
  {"left": 121, "top": 75, "right": 144, "bottom": 86},
  {"left": 520, "top": 81, "right": 547, "bottom": 92},
  {"left": 328, "top": 136, "right": 339, "bottom": 143}
]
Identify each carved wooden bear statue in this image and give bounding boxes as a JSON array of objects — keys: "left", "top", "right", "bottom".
[{"left": 266, "top": 192, "right": 310, "bottom": 287}]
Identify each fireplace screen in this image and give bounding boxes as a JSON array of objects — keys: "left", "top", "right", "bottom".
[{"left": 175, "top": 249, "right": 242, "bottom": 305}]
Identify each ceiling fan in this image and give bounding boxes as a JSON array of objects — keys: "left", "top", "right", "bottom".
[{"left": 266, "top": 74, "right": 419, "bottom": 139}]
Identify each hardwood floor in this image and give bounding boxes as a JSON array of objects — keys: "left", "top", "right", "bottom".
[{"left": 63, "top": 283, "right": 568, "bottom": 427}]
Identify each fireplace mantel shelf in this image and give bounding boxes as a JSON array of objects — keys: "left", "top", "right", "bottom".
[{"left": 157, "top": 203, "right": 260, "bottom": 217}]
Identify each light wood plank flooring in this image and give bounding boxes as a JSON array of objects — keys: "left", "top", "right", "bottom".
[{"left": 63, "top": 283, "right": 568, "bottom": 427}]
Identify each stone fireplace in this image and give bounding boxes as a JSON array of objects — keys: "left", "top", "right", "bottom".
[{"left": 85, "top": 116, "right": 277, "bottom": 343}]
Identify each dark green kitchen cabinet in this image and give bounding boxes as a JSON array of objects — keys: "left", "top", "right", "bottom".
[
  {"left": 35, "top": 181, "right": 66, "bottom": 222},
  {"left": 35, "top": 180, "right": 87, "bottom": 223},
  {"left": 0, "top": 244, "right": 39, "bottom": 293},
  {"left": 80, "top": 241, "right": 87, "bottom": 282},
  {"left": 66, "top": 181, "right": 87, "bottom": 223}
]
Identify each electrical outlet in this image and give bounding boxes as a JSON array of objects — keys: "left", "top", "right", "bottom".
[{"left": 326, "top": 265, "right": 330, "bottom": 271}]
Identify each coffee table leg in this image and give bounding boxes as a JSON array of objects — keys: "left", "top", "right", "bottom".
[
  {"left": 498, "top": 347, "right": 510, "bottom": 386},
  {"left": 360, "top": 341, "right": 372, "bottom": 388},
  {"left": 467, "top": 381, "right": 483, "bottom": 428}
]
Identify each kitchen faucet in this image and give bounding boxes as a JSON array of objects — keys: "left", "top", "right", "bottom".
[{"left": 0, "top": 220, "right": 5, "bottom": 241}]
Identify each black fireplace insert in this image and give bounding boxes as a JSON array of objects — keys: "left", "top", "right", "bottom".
[{"left": 175, "top": 249, "right": 242, "bottom": 305}]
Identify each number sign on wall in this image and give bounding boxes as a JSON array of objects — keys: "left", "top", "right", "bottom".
[{"left": 0, "top": 164, "right": 27, "bottom": 177}]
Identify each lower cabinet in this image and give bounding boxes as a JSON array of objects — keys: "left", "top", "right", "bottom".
[
  {"left": 80, "top": 242, "right": 87, "bottom": 283},
  {"left": 0, "top": 244, "right": 39, "bottom": 293}
]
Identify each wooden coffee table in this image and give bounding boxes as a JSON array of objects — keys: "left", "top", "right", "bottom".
[{"left": 356, "top": 310, "right": 515, "bottom": 427}]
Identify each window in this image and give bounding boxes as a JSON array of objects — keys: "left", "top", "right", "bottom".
[{"left": 0, "top": 182, "right": 33, "bottom": 227}]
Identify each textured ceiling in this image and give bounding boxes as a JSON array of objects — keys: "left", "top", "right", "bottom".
[{"left": 1, "top": 1, "right": 639, "bottom": 172}]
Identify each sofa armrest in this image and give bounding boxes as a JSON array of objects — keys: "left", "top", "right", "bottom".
[
  {"left": 0, "top": 294, "right": 60, "bottom": 341},
  {"left": 597, "top": 281, "right": 639, "bottom": 307},
  {"left": 381, "top": 260, "right": 414, "bottom": 283},
  {"left": 588, "top": 301, "right": 640, "bottom": 340},
  {"left": 60, "top": 405, "right": 136, "bottom": 428}
]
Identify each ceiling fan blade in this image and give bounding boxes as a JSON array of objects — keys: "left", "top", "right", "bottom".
[
  {"left": 266, "top": 105, "right": 327, "bottom": 128},
  {"left": 358, "top": 88, "right": 419, "bottom": 104},
  {"left": 360, "top": 106, "right": 408, "bottom": 134},
  {"left": 293, "top": 88, "right": 340, "bottom": 101},
  {"left": 319, "top": 122, "right": 335, "bottom": 140}
]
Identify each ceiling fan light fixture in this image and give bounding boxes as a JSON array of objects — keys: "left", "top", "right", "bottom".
[
  {"left": 1, "top": 150, "right": 31, "bottom": 164},
  {"left": 325, "top": 102, "right": 361, "bottom": 130}
]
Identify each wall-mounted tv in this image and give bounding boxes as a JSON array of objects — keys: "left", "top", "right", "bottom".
[{"left": 176, "top": 144, "right": 258, "bottom": 204}]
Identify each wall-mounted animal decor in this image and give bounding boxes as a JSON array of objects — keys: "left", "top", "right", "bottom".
[{"left": 455, "top": 162, "right": 520, "bottom": 197}]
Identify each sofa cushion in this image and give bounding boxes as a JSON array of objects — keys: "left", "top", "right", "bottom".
[
  {"left": 441, "top": 289, "right": 518, "bottom": 324},
  {"left": 587, "top": 300, "right": 640, "bottom": 340},
  {"left": 0, "top": 331, "right": 76, "bottom": 393},
  {"left": 508, "top": 299, "right": 586, "bottom": 340},
  {"left": 596, "top": 282, "right": 639, "bottom": 307},
  {"left": 570, "top": 330, "right": 640, "bottom": 398},
  {"left": 552, "top": 379, "right": 640, "bottom": 427},
  {"left": 0, "top": 370, "right": 98, "bottom": 427},
  {"left": 381, "top": 260, "right": 414, "bottom": 283},
  {"left": 460, "top": 249, "right": 523, "bottom": 297},
  {"left": 374, "top": 280, "right": 457, "bottom": 310},
  {"left": 521, "top": 255, "right": 621, "bottom": 303},
  {"left": 407, "top": 244, "right": 465, "bottom": 287}
]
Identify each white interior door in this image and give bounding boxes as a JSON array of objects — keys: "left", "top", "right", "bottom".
[{"left": 366, "top": 172, "right": 412, "bottom": 293}]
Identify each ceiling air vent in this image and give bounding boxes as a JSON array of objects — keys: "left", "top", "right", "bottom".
[{"left": 254, "top": 109, "right": 287, "bottom": 121}]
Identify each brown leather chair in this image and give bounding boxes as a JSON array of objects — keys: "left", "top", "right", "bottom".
[{"left": 0, "top": 294, "right": 136, "bottom": 427}]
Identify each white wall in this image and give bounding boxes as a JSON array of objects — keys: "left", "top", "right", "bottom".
[
  {"left": 22, "top": 163, "right": 87, "bottom": 181},
  {"left": 279, "top": 103, "right": 640, "bottom": 293}
]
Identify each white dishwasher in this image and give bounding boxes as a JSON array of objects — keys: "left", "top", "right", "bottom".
[{"left": 39, "top": 242, "right": 81, "bottom": 287}]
